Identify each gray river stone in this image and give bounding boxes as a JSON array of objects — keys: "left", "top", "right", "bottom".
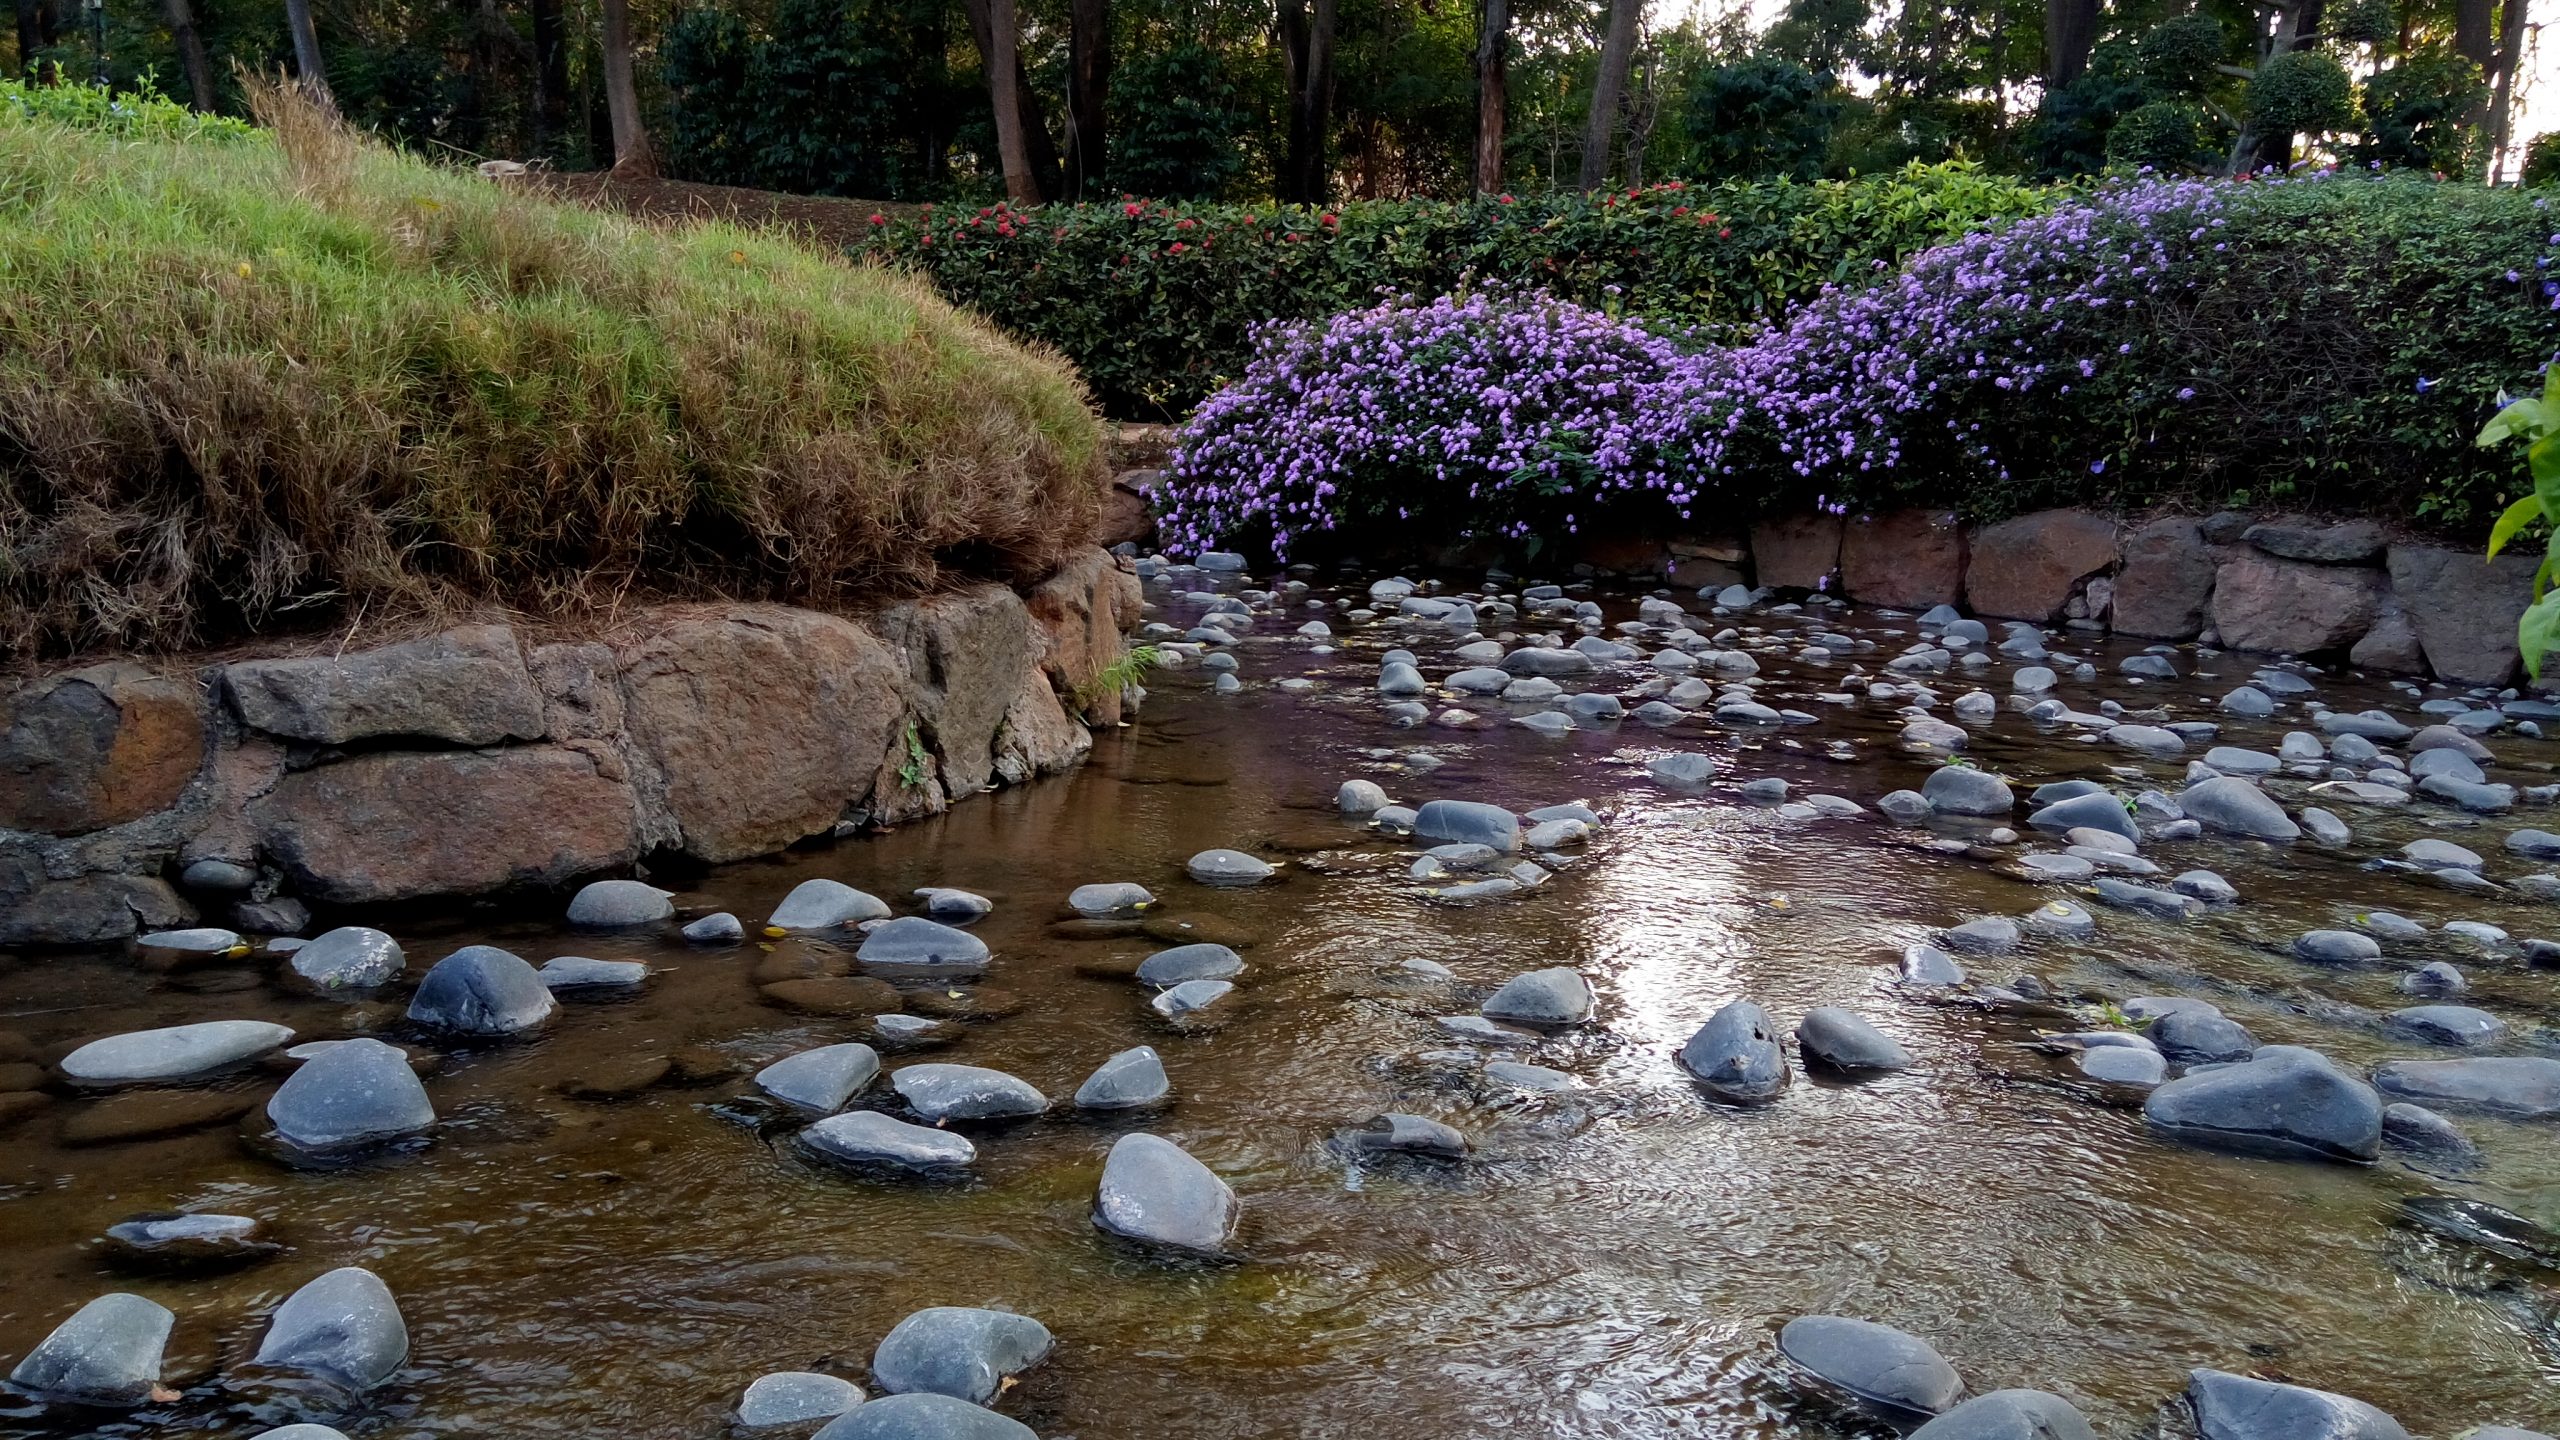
[
  {"left": 2404, "top": 838, "right": 2484, "bottom": 871},
  {"left": 1413, "top": 800, "right": 1523, "bottom": 851},
  {"left": 1795, "top": 1007, "right": 1911, "bottom": 1072},
  {"left": 1448, "top": 667, "right": 1514, "bottom": 695},
  {"left": 683, "top": 913, "right": 745, "bottom": 944},
  {"left": 1922, "top": 766, "right": 2014, "bottom": 816},
  {"left": 266, "top": 1038, "right": 433, "bottom": 1151},
  {"left": 7, "top": 1293, "right": 172, "bottom": 1405},
  {"left": 2383, "top": 1004, "right": 2508, "bottom": 1047},
  {"left": 2016, "top": 854, "right": 2094, "bottom": 882},
  {"left": 1776, "top": 1315, "right": 1964, "bottom": 1415},
  {"left": 2023, "top": 899, "right": 2096, "bottom": 937},
  {"left": 1074, "top": 1046, "right": 1170, "bottom": 1110},
  {"left": 565, "top": 880, "right": 672, "bottom": 927},
  {"left": 1481, "top": 968, "right": 1595, "bottom": 1025},
  {"left": 2320, "top": 711, "right": 2414, "bottom": 742},
  {"left": 1484, "top": 1060, "right": 1575, "bottom": 1091},
  {"left": 1900, "top": 945, "right": 1967, "bottom": 986},
  {"left": 2151, "top": 1010, "right": 2258, "bottom": 1065},
  {"left": 1094, "top": 1131, "right": 1237, "bottom": 1253},
  {"left": 2172, "top": 870, "right": 2238, "bottom": 904},
  {"left": 2202, "top": 746, "right": 2280, "bottom": 777},
  {"left": 2079, "top": 1047, "right": 2168, "bottom": 1085},
  {"left": 1879, "top": 790, "right": 1931, "bottom": 822},
  {"left": 2180, "top": 777, "right": 2300, "bottom": 841},
  {"left": 289, "top": 927, "right": 406, "bottom": 990},
  {"left": 814, "top": 1393, "right": 1036, "bottom": 1440},
  {"left": 249, "top": 1428, "right": 353, "bottom": 1440},
  {"left": 769, "top": 879, "right": 893, "bottom": 930},
  {"left": 2400, "top": 961, "right": 2467, "bottom": 996},
  {"left": 801, "top": 1112, "right": 976, "bottom": 1172},
  {"left": 2300, "top": 807, "right": 2352, "bottom": 844},
  {"left": 1066, "top": 882, "right": 1154, "bottom": 916},
  {"left": 2295, "top": 930, "right": 2383, "bottom": 965},
  {"left": 2025, "top": 791, "right": 2137, "bottom": 842},
  {"left": 135, "top": 927, "right": 243, "bottom": 955},
  {"left": 2185, "top": 1367, "right": 2410, "bottom": 1440},
  {"left": 2090, "top": 879, "right": 2196, "bottom": 919},
  {"left": 539, "top": 956, "right": 647, "bottom": 991},
  {"left": 1137, "top": 944, "right": 1244, "bottom": 985},
  {"left": 2370, "top": 1056, "right": 2560, "bottom": 1117},
  {"left": 102, "top": 1212, "right": 274, "bottom": 1266},
  {"left": 1152, "top": 979, "right": 1234, "bottom": 1017},
  {"left": 873, "top": 1306, "right": 1052, "bottom": 1405},
  {"left": 1678, "top": 1000, "right": 1791, "bottom": 1103},
  {"left": 406, "top": 946, "right": 556, "bottom": 1034},
  {"left": 1502, "top": 647, "right": 1593, "bottom": 677},
  {"left": 2144, "top": 1046, "right": 2381, "bottom": 1162},
  {"left": 2107, "top": 723, "right": 2184, "bottom": 756},
  {"left": 1378, "top": 662, "right": 1427, "bottom": 696},
  {"left": 1337, "top": 779, "right": 1391, "bottom": 814},
  {"left": 1943, "top": 918, "right": 2022, "bottom": 954},
  {"left": 60, "top": 1020, "right": 294, "bottom": 1085},
  {"left": 1908, "top": 1389, "right": 2097, "bottom": 1440},
  {"left": 2380, "top": 1103, "right": 2480, "bottom": 1168},
  {"left": 1648, "top": 753, "right": 1721, "bottom": 789},
  {"left": 857, "top": 918, "right": 991, "bottom": 971},
  {"left": 255, "top": 1266, "right": 407, "bottom": 1389},
  {"left": 740, "top": 1371, "right": 865, "bottom": 1427},
  {"left": 2508, "top": 827, "right": 2560, "bottom": 859},
  {"left": 1187, "top": 848, "right": 1277, "bottom": 885},
  {"left": 2221, "top": 686, "right": 2276, "bottom": 718},
  {"left": 913, "top": 888, "right": 994, "bottom": 923},
  {"left": 2409, "top": 749, "right": 2486, "bottom": 784},
  {"left": 1353, "top": 1112, "right": 1470, "bottom": 1157},
  {"left": 891, "top": 1064, "right": 1048, "bottom": 1122},
  {"left": 757, "top": 1043, "right": 883, "bottom": 1113}
]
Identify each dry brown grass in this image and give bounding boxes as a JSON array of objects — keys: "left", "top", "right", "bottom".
[{"left": 0, "top": 79, "right": 1108, "bottom": 666}]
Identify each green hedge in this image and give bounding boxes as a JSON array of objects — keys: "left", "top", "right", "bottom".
[{"left": 850, "top": 163, "right": 2051, "bottom": 417}]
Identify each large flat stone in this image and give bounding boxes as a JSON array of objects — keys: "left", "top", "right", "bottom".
[
  {"left": 1965, "top": 509, "right": 2119, "bottom": 622},
  {"left": 2111, "top": 517, "right": 2215, "bottom": 639},
  {"left": 2210, "top": 552, "right": 2383, "bottom": 656},
  {"left": 1840, "top": 510, "right": 1965, "bottom": 609},
  {"left": 225, "top": 623, "right": 544, "bottom": 746},
  {"left": 1751, "top": 512, "right": 1845, "bottom": 591},
  {"left": 2388, "top": 544, "right": 2543, "bottom": 685},
  {"left": 0, "top": 662, "right": 204, "bottom": 835}
]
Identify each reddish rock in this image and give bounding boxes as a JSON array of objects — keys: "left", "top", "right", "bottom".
[
  {"left": 1751, "top": 513, "right": 1845, "bottom": 591},
  {"left": 2388, "top": 544, "right": 2544, "bottom": 685},
  {"left": 2111, "top": 518, "right": 2216, "bottom": 639},
  {"left": 1840, "top": 510, "right": 1966, "bottom": 610},
  {"left": 254, "top": 745, "right": 639, "bottom": 904},
  {"left": 527, "top": 641, "right": 623, "bottom": 739},
  {"left": 1572, "top": 532, "right": 1667, "bottom": 577},
  {"left": 1666, "top": 537, "right": 1747, "bottom": 592},
  {"left": 1024, "top": 550, "right": 1143, "bottom": 726},
  {"left": 879, "top": 587, "right": 1052, "bottom": 797},
  {"left": 1965, "top": 509, "right": 2121, "bottom": 622},
  {"left": 1102, "top": 471, "right": 1159, "bottom": 548},
  {"left": 226, "top": 623, "right": 544, "bottom": 746},
  {"left": 0, "top": 663, "right": 204, "bottom": 835},
  {"left": 2209, "top": 552, "right": 2384, "bottom": 657}
]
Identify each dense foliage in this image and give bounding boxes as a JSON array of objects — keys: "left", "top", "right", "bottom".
[
  {"left": 1161, "top": 172, "right": 2560, "bottom": 556},
  {"left": 855, "top": 164, "right": 2051, "bottom": 415}
]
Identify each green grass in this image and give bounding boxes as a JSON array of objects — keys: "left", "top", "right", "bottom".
[{"left": 0, "top": 80, "right": 1108, "bottom": 661}]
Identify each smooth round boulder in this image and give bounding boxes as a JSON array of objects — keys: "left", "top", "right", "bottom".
[
  {"left": 2180, "top": 776, "right": 2301, "bottom": 841},
  {"left": 2025, "top": 790, "right": 2137, "bottom": 842},
  {"left": 1095, "top": 1132, "right": 1236, "bottom": 1253},
  {"left": 265, "top": 1037, "right": 434, "bottom": 1152},
  {"left": 871, "top": 1307, "right": 1052, "bottom": 1405},
  {"left": 2150, "top": 1010, "right": 2258, "bottom": 1066},
  {"left": 757, "top": 1043, "right": 883, "bottom": 1113},
  {"left": 1186, "top": 849, "right": 1276, "bottom": 885},
  {"left": 1337, "top": 779, "right": 1391, "bottom": 814},
  {"left": 912, "top": 888, "right": 993, "bottom": 923},
  {"left": 1352, "top": 1112, "right": 1469, "bottom": 1158},
  {"left": 1481, "top": 967, "right": 1595, "bottom": 1026},
  {"left": 254, "top": 1266, "right": 407, "bottom": 1389},
  {"left": 60, "top": 1020, "right": 294, "bottom": 1085},
  {"left": 2184, "top": 1368, "right": 2410, "bottom": 1440},
  {"left": 565, "top": 880, "right": 673, "bottom": 928},
  {"left": 856, "top": 918, "right": 991, "bottom": 972},
  {"left": 1136, "top": 944, "right": 1244, "bottom": 985},
  {"left": 2295, "top": 930, "right": 2382, "bottom": 965},
  {"left": 768, "top": 879, "right": 892, "bottom": 930},
  {"left": 1678, "top": 1000, "right": 1791, "bottom": 1103},
  {"left": 1411, "top": 799, "right": 1523, "bottom": 851},
  {"left": 2384, "top": 1004, "right": 2507, "bottom": 1047},
  {"left": 1066, "top": 882, "right": 1153, "bottom": 917},
  {"left": 1921, "top": 766, "right": 2013, "bottom": 817},
  {"left": 891, "top": 1064, "right": 1047, "bottom": 1122},
  {"left": 289, "top": 927, "right": 405, "bottom": 991},
  {"left": 683, "top": 912, "right": 745, "bottom": 944},
  {"left": 1795, "top": 1007, "right": 1911, "bottom": 1073},
  {"left": 406, "top": 945, "right": 556, "bottom": 1034},
  {"left": 1776, "top": 1315, "right": 1964, "bottom": 1415},
  {"left": 1909, "top": 1389, "right": 2096, "bottom": 1440},
  {"left": 2143, "top": 1046, "right": 2381, "bottom": 1162},
  {"left": 1074, "top": 1046, "right": 1170, "bottom": 1110},
  {"left": 7, "top": 1293, "right": 172, "bottom": 1405},
  {"left": 2370, "top": 1056, "right": 2560, "bottom": 1118},
  {"left": 2380, "top": 1103, "right": 2479, "bottom": 1168},
  {"left": 1151, "top": 979, "right": 1233, "bottom": 1017},
  {"left": 740, "top": 1371, "right": 864, "bottom": 1427},
  {"left": 813, "top": 1393, "right": 1035, "bottom": 1440},
  {"left": 799, "top": 1112, "right": 976, "bottom": 1172}
]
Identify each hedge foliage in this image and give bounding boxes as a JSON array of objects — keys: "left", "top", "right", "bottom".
[{"left": 851, "top": 163, "right": 2051, "bottom": 417}]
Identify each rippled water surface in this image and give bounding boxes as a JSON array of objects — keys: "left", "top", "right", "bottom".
[{"left": 5, "top": 570, "right": 2559, "bottom": 1440}]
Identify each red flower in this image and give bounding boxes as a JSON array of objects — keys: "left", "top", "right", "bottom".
[
  {"left": 1718, "top": 228, "right": 1731, "bottom": 238},
  {"left": 1176, "top": 218, "right": 1195, "bottom": 230},
  {"left": 1123, "top": 201, "right": 1143, "bottom": 217},
  {"left": 921, "top": 234, "right": 933, "bottom": 246},
  {"left": 1673, "top": 206, "right": 1688, "bottom": 216},
  {"left": 1170, "top": 241, "right": 1187, "bottom": 253},
  {"left": 997, "top": 223, "right": 1014, "bottom": 237},
  {"left": 1499, "top": 194, "right": 1515, "bottom": 204},
  {"left": 868, "top": 213, "right": 886, "bottom": 225},
  {"left": 1319, "top": 212, "right": 1338, "bottom": 226}
]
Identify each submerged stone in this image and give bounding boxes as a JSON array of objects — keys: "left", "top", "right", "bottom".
[
  {"left": 1136, "top": 944, "right": 1243, "bottom": 985},
  {"left": 1776, "top": 1315, "right": 1964, "bottom": 1415},
  {"left": 800, "top": 1112, "right": 975, "bottom": 1172},
  {"left": 1908, "top": 1389, "right": 2095, "bottom": 1440},
  {"left": 813, "top": 1393, "right": 1035, "bottom": 1440}
]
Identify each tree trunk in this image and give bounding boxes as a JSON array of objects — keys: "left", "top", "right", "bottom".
[
  {"left": 284, "top": 0, "right": 330, "bottom": 99},
  {"left": 1064, "top": 0, "right": 1110, "bottom": 199},
  {"left": 2488, "top": 0, "right": 2528, "bottom": 179},
  {"left": 982, "top": 0, "right": 1040, "bottom": 203},
  {"left": 1578, "top": 0, "right": 1640, "bottom": 189},
  {"left": 960, "top": 0, "right": 1057, "bottom": 202},
  {"left": 1473, "top": 0, "right": 1508, "bottom": 192},
  {"left": 532, "top": 0, "right": 571, "bottom": 156},
  {"left": 600, "top": 0, "right": 656, "bottom": 176},
  {"left": 1279, "top": 0, "right": 1336, "bottom": 202},
  {"left": 14, "top": 0, "right": 40, "bottom": 81},
  {"left": 159, "top": 0, "right": 215, "bottom": 107},
  {"left": 2043, "top": 0, "right": 2099, "bottom": 90}
]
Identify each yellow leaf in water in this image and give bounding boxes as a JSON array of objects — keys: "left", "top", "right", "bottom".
[{"left": 761, "top": 926, "right": 787, "bottom": 939}]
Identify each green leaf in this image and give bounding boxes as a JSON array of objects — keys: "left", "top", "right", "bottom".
[
  {"left": 2490, "top": 494, "right": 2544, "bottom": 558},
  {"left": 2523, "top": 594, "right": 2560, "bottom": 681},
  {"left": 2481, "top": 396, "right": 2550, "bottom": 447}
]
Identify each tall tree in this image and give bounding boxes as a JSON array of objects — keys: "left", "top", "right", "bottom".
[
  {"left": 2486, "top": 0, "right": 2527, "bottom": 177},
  {"left": 13, "top": 0, "right": 44, "bottom": 81},
  {"left": 1579, "top": 0, "right": 1641, "bottom": 187},
  {"left": 284, "top": 0, "right": 331, "bottom": 98},
  {"left": 1474, "top": 0, "right": 1510, "bottom": 191},
  {"left": 1065, "top": 0, "right": 1110, "bottom": 198},
  {"left": 601, "top": 0, "right": 656, "bottom": 174},
  {"left": 531, "top": 0, "right": 572, "bottom": 155},
  {"left": 1279, "top": 0, "right": 1338, "bottom": 201},
  {"left": 2044, "top": 0, "right": 2098, "bottom": 90},
  {"left": 982, "top": 0, "right": 1040, "bottom": 202},
  {"left": 160, "top": 0, "right": 216, "bottom": 108},
  {"left": 960, "top": 0, "right": 1062, "bottom": 199}
]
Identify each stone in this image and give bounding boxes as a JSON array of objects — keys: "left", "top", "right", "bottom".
[
  {"left": 1094, "top": 1131, "right": 1237, "bottom": 1253},
  {"left": 539, "top": 956, "right": 646, "bottom": 991},
  {"left": 1678, "top": 1000, "right": 1791, "bottom": 1103},
  {"left": 2221, "top": 686, "right": 2276, "bottom": 718},
  {"left": 2144, "top": 1046, "right": 2381, "bottom": 1162},
  {"left": 2111, "top": 518, "right": 2216, "bottom": 639},
  {"left": 1352, "top": 1112, "right": 1470, "bottom": 1158},
  {"left": 1965, "top": 509, "right": 2118, "bottom": 622},
  {"left": 6, "top": 1293, "right": 172, "bottom": 1404},
  {"left": 684, "top": 912, "right": 745, "bottom": 944},
  {"left": 2509, "top": 827, "right": 2560, "bottom": 858},
  {"left": 2244, "top": 518, "right": 2386, "bottom": 564},
  {"left": 1906, "top": 1391, "right": 2096, "bottom": 1440},
  {"left": 1879, "top": 790, "right": 1930, "bottom": 822},
  {"left": 407, "top": 945, "right": 556, "bottom": 1034},
  {"left": 1482, "top": 968, "right": 1595, "bottom": 1026},
  {"left": 1075, "top": 1046, "right": 1170, "bottom": 1110},
  {"left": 2380, "top": 1103, "right": 2479, "bottom": 1168},
  {"left": 2300, "top": 807, "right": 2351, "bottom": 844},
  {"left": 60, "top": 1020, "right": 293, "bottom": 1085},
  {"left": 2210, "top": 553, "right": 2384, "bottom": 656},
  {"left": 2401, "top": 961, "right": 2467, "bottom": 997},
  {"left": 1840, "top": 510, "right": 1965, "bottom": 609},
  {"left": 2, "top": 662, "right": 205, "bottom": 839},
  {"left": 2371, "top": 1056, "right": 2560, "bottom": 1117},
  {"left": 771, "top": 879, "right": 892, "bottom": 930},
  {"left": 101, "top": 1212, "right": 278, "bottom": 1268},
  {"left": 254, "top": 745, "right": 637, "bottom": 906},
  {"left": 857, "top": 917, "right": 992, "bottom": 971},
  {"left": 232, "top": 898, "right": 310, "bottom": 936},
  {"left": 1186, "top": 849, "right": 1276, "bottom": 885},
  {"left": 2389, "top": 545, "right": 2543, "bottom": 684},
  {"left": 266, "top": 1038, "right": 433, "bottom": 1151},
  {"left": 801, "top": 1111, "right": 976, "bottom": 1172},
  {"left": 1922, "top": 766, "right": 2014, "bottom": 816},
  {"left": 2320, "top": 709, "right": 2413, "bottom": 741},
  {"left": 1943, "top": 917, "right": 2023, "bottom": 953},
  {"left": 1649, "top": 753, "right": 1720, "bottom": 789},
  {"left": 2403, "top": 837, "right": 2483, "bottom": 871},
  {"left": 1137, "top": 944, "right": 1243, "bottom": 985},
  {"left": 2180, "top": 776, "right": 2299, "bottom": 841},
  {"left": 565, "top": 879, "right": 673, "bottom": 927},
  {"left": 813, "top": 1393, "right": 1035, "bottom": 1440},
  {"left": 1500, "top": 647, "right": 1594, "bottom": 678},
  {"left": 1337, "top": 779, "right": 1391, "bottom": 814},
  {"left": 2079, "top": 1047, "right": 2168, "bottom": 1084},
  {"left": 1067, "top": 882, "right": 1152, "bottom": 917},
  {"left": 132, "top": 925, "right": 243, "bottom": 956},
  {"left": 872, "top": 1307, "right": 1052, "bottom": 1406},
  {"left": 226, "top": 624, "right": 542, "bottom": 747},
  {"left": 2150, "top": 1010, "right": 2258, "bottom": 1065},
  {"left": 891, "top": 1064, "right": 1047, "bottom": 1122},
  {"left": 1412, "top": 799, "right": 1522, "bottom": 851},
  {"left": 741, "top": 1372, "right": 865, "bottom": 1427},
  {"left": 255, "top": 1266, "right": 407, "bottom": 1389},
  {"left": 2184, "top": 1368, "right": 2410, "bottom": 1440},
  {"left": 763, "top": 977, "right": 902, "bottom": 1016},
  {"left": 59, "top": 1089, "right": 257, "bottom": 1146},
  {"left": 1776, "top": 1315, "right": 1964, "bottom": 1415},
  {"left": 1752, "top": 512, "right": 1845, "bottom": 590},
  {"left": 758, "top": 1043, "right": 883, "bottom": 1112},
  {"left": 2026, "top": 791, "right": 2136, "bottom": 843},
  {"left": 2295, "top": 929, "right": 2383, "bottom": 964},
  {"left": 1152, "top": 979, "right": 1234, "bottom": 1017},
  {"left": 1795, "top": 1007, "right": 1911, "bottom": 1072},
  {"left": 2091, "top": 878, "right": 2197, "bottom": 919},
  {"left": 2351, "top": 598, "right": 2426, "bottom": 673}
]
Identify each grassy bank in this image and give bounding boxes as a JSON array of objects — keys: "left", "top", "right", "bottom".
[{"left": 0, "top": 82, "right": 1107, "bottom": 663}]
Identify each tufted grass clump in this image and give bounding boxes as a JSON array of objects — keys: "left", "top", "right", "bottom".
[{"left": 0, "top": 79, "right": 1107, "bottom": 663}]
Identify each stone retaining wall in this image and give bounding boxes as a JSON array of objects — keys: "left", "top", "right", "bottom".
[{"left": 0, "top": 550, "right": 1142, "bottom": 947}]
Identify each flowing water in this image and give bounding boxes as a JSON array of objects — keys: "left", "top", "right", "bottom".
[{"left": 4, "top": 568, "right": 2558, "bottom": 1440}]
